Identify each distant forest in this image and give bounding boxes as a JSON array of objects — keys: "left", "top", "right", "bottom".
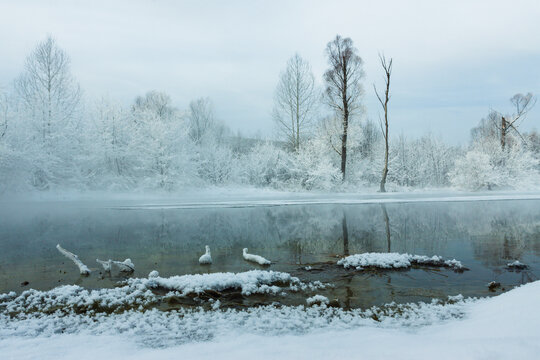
[{"left": 1, "top": 35, "right": 539, "bottom": 194}]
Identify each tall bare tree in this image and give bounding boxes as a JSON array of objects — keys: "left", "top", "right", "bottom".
[
  {"left": 499, "top": 93, "right": 536, "bottom": 150},
  {"left": 188, "top": 97, "right": 215, "bottom": 145},
  {"left": 324, "top": 35, "right": 364, "bottom": 180},
  {"left": 374, "top": 54, "right": 393, "bottom": 192},
  {"left": 472, "top": 93, "right": 536, "bottom": 150},
  {"left": 15, "top": 36, "right": 81, "bottom": 144},
  {"left": 273, "top": 53, "right": 317, "bottom": 151}
]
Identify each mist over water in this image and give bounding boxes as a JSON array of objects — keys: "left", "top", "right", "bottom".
[{"left": 1, "top": 199, "right": 538, "bottom": 308}]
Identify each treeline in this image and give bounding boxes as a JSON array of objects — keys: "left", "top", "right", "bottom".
[{"left": 0, "top": 35, "right": 539, "bottom": 194}]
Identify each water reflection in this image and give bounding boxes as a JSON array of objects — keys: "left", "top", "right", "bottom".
[
  {"left": 0, "top": 200, "right": 538, "bottom": 308},
  {"left": 342, "top": 211, "right": 349, "bottom": 256},
  {"left": 381, "top": 204, "right": 391, "bottom": 252}
]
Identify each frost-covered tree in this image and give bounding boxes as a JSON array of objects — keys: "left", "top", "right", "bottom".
[
  {"left": 459, "top": 97, "right": 540, "bottom": 190},
  {"left": 188, "top": 97, "right": 215, "bottom": 145},
  {"left": 324, "top": 35, "right": 364, "bottom": 181},
  {"left": 0, "top": 88, "right": 9, "bottom": 141},
  {"left": 186, "top": 97, "right": 234, "bottom": 184},
  {"left": 451, "top": 137, "right": 539, "bottom": 190},
  {"left": 238, "top": 142, "right": 293, "bottom": 188},
  {"left": 273, "top": 54, "right": 318, "bottom": 151},
  {"left": 0, "top": 88, "right": 27, "bottom": 193},
  {"left": 131, "top": 91, "right": 193, "bottom": 189},
  {"left": 14, "top": 36, "right": 81, "bottom": 146},
  {"left": 10, "top": 37, "right": 83, "bottom": 189},
  {"left": 80, "top": 97, "right": 138, "bottom": 189}
]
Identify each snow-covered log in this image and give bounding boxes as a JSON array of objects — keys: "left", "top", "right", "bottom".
[
  {"left": 56, "top": 244, "right": 91, "bottom": 275},
  {"left": 96, "top": 259, "right": 112, "bottom": 272},
  {"left": 243, "top": 248, "right": 271, "bottom": 265},
  {"left": 112, "top": 259, "right": 135, "bottom": 272},
  {"left": 96, "top": 258, "right": 134, "bottom": 272}
]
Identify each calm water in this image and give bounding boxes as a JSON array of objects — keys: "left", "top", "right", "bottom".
[{"left": 0, "top": 199, "right": 539, "bottom": 309}]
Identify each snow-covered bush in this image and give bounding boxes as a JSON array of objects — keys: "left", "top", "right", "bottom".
[
  {"left": 450, "top": 139, "right": 539, "bottom": 190},
  {"left": 130, "top": 92, "right": 195, "bottom": 190},
  {"left": 289, "top": 138, "right": 340, "bottom": 190},
  {"left": 195, "top": 141, "right": 236, "bottom": 185},
  {"left": 237, "top": 142, "right": 293, "bottom": 188},
  {"left": 355, "top": 133, "right": 457, "bottom": 189}
]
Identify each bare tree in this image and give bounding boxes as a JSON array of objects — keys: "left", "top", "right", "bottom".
[
  {"left": 188, "top": 97, "right": 215, "bottom": 144},
  {"left": 15, "top": 36, "right": 81, "bottom": 143},
  {"left": 273, "top": 53, "right": 317, "bottom": 151},
  {"left": 493, "top": 93, "right": 535, "bottom": 150},
  {"left": 374, "top": 54, "right": 393, "bottom": 192},
  {"left": 324, "top": 35, "right": 364, "bottom": 181}
]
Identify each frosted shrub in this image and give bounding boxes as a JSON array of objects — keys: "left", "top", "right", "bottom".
[
  {"left": 450, "top": 140, "right": 539, "bottom": 190},
  {"left": 450, "top": 150, "right": 495, "bottom": 190},
  {"left": 292, "top": 140, "right": 340, "bottom": 190},
  {"left": 238, "top": 142, "right": 293, "bottom": 187},
  {"left": 196, "top": 142, "right": 236, "bottom": 185}
]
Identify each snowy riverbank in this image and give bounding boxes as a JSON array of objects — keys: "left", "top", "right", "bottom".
[
  {"left": 1, "top": 280, "right": 539, "bottom": 359},
  {"left": 3, "top": 187, "right": 540, "bottom": 208}
]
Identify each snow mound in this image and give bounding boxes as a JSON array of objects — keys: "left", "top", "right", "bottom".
[
  {"left": 1, "top": 284, "right": 157, "bottom": 314},
  {"left": 306, "top": 295, "right": 329, "bottom": 306},
  {"left": 139, "top": 270, "right": 325, "bottom": 296},
  {"left": 506, "top": 260, "right": 528, "bottom": 270},
  {"left": 337, "top": 252, "right": 464, "bottom": 270},
  {"left": 0, "top": 271, "right": 327, "bottom": 315}
]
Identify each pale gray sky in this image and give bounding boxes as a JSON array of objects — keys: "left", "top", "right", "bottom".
[{"left": 1, "top": 0, "right": 540, "bottom": 143}]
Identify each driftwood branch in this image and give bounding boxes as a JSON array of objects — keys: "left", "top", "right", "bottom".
[
  {"left": 96, "top": 258, "right": 135, "bottom": 273},
  {"left": 56, "top": 244, "right": 91, "bottom": 275}
]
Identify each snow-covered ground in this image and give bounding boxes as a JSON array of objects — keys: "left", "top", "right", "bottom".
[{"left": 1, "top": 280, "right": 539, "bottom": 359}]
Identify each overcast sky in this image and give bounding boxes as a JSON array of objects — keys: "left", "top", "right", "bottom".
[{"left": 1, "top": 0, "right": 540, "bottom": 143}]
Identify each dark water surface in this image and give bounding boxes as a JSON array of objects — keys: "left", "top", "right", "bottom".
[{"left": 1, "top": 199, "right": 538, "bottom": 309}]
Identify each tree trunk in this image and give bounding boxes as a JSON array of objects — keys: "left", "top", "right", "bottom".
[
  {"left": 341, "top": 59, "right": 349, "bottom": 182},
  {"left": 341, "top": 113, "right": 348, "bottom": 181},
  {"left": 501, "top": 116, "right": 507, "bottom": 150},
  {"left": 377, "top": 56, "right": 392, "bottom": 193},
  {"left": 380, "top": 131, "right": 389, "bottom": 192}
]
